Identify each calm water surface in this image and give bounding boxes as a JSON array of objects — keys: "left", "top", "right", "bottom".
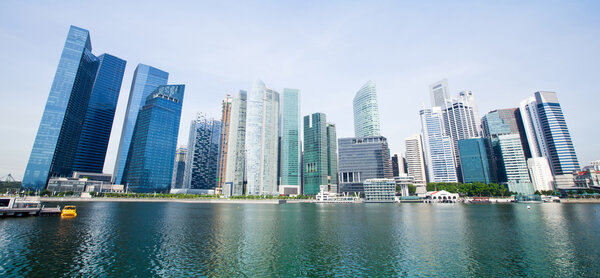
[{"left": 1, "top": 202, "right": 599, "bottom": 277}]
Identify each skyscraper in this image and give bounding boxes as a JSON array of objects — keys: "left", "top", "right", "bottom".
[
  {"left": 171, "top": 147, "right": 187, "bottom": 189},
  {"left": 353, "top": 81, "right": 381, "bottom": 137},
  {"left": 458, "top": 138, "right": 492, "bottom": 184},
  {"left": 404, "top": 134, "right": 427, "bottom": 187},
  {"left": 245, "top": 81, "right": 279, "bottom": 195},
  {"left": 216, "top": 95, "right": 232, "bottom": 193},
  {"left": 121, "top": 85, "right": 185, "bottom": 192},
  {"left": 114, "top": 64, "right": 169, "bottom": 185},
  {"left": 224, "top": 90, "right": 247, "bottom": 196},
  {"left": 326, "top": 123, "right": 339, "bottom": 190},
  {"left": 72, "top": 54, "right": 126, "bottom": 174},
  {"left": 429, "top": 79, "right": 449, "bottom": 108},
  {"left": 303, "top": 113, "right": 328, "bottom": 195},
  {"left": 280, "top": 88, "right": 301, "bottom": 189},
  {"left": 338, "top": 136, "right": 393, "bottom": 194},
  {"left": 23, "top": 26, "right": 125, "bottom": 190},
  {"left": 420, "top": 107, "right": 457, "bottom": 183},
  {"left": 442, "top": 92, "right": 480, "bottom": 182},
  {"left": 482, "top": 109, "right": 532, "bottom": 193},
  {"left": 534, "top": 92, "right": 580, "bottom": 175},
  {"left": 183, "top": 113, "right": 222, "bottom": 193}
]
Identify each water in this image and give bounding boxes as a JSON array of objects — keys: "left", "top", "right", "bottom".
[{"left": 1, "top": 202, "right": 599, "bottom": 277}]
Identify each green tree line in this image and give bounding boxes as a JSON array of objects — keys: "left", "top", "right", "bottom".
[{"left": 426, "top": 182, "right": 511, "bottom": 197}]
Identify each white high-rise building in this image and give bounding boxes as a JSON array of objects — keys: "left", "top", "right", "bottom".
[
  {"left": 224, "top": 90, "right": 247, "bottom": 196},
  {"left": 353, "top": 80, "right": 381, "bottom": 137},
  {"left": 420, "top": 107, "right": 457, "bottom": 183},
  {"left": 245, "top": 80, "right": 280, "bottom": 195},
  {"left": 442, "top": 93, "right": 480, "bottom": 181},
  {"left": 519, "top": 97, "right": 548, "bottom": 158},
  {"left": 404, "top": 134, "right": 427, "bottom": 187},
  {"left": 527, "top": 157, "right": 555, "bottom": 192}
]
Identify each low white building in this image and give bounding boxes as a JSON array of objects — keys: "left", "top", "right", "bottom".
[
  {"left": 364, "top": 179, "right": 395, "bottom": 203},
  {"left": 424, "top": 190, "right": 459, "bottom": 203}
]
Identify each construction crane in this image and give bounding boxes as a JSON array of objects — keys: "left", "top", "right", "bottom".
[{"left": 1, "top": 174, "right": 16, "bottom": 182}]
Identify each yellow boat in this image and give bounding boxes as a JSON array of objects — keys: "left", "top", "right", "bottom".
[{"left": 61, "top": 205, "right": 77, "bottom": 217}]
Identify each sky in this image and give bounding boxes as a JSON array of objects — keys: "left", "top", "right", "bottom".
[{"left": 1, "top": 0, "right": 599, "bottom": 180}]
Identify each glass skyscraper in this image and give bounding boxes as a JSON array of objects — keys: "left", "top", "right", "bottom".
[
  {"left": 326, "top": 123, "right": 339, "bottom": 188},
  {"left": 171, "top": 147, "right": 187, "bottom": 189},
  {"left": 217, "top": 95, "right": 232, "bottom": 193},
  {"left": 72, "top": 54, "right": 126, "bottom": 173},
  {"left": 303, "top": 113, "right": 328, "bottom": 195},
  {"left": 224, "top": 90, "right": 247, "bottom": 196},
  {"left": 338, "top": 136, "right": 393, "bottom": 194},
  {"left": 458, "top": 138, "right": 492, "bottom": 184},
  {"left": 353, "top": 80, "right": 381, "bottom": 137},
  {"left": 280, "top": 88, "right": 301, "bottom": 188},
  {"left": 420, "top": 107, "right": 457, "bottom": 183},
  {"left": 23, "top": 26, "right": 125, "bottom": 190},
  {"left": 534, "top": 91, "right": 580, "bottom": 175},
  {"left": 245, "top": 81, "right": 279, "bottom": 195},
  {"left": 121, "top": 85, "right": 185, "bottom": 192},
  {"left": 183, "top": 113, "right": 222, "bottom": 192},
  {"left": 114, "top": 64, "right": 169, "bottom": 185}
]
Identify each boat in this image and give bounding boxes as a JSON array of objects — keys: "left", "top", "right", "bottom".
[{"left": 61, "top": 206, "right": 77, "bottom": 217}]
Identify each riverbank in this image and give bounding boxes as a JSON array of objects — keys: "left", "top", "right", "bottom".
[
  {"left": 37, "top": 197, "right": 600, "bottom": 204},
  {"left": 39, "top": 197, "right": 314, "bottom": 204}
]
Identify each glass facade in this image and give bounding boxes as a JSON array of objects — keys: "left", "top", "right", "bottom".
[
  {"left": 23, "top": 26, "right": 125, "bottom": 190},
  {"left": 183, "top": 113, "right": 222, "bottom": 191},
  {"left": 121, "top": 85, "right": 185, "bottom": 192},
  {"left": 338, "top": 136, "right": 393, "bottom": 191},
  {"left": 303, "top": 113, "right": 328, "bottom": 195},
  {"left": 280, "top": 88, "right": 301, "bottom": 187},
  {"left": 171, "top": 147, "right": 187, "bottom": 189},
  {"left": 114, "top": 64, "right": 168, "bottom": 185},
  {"left": 72, "top": 54, "right": 126, "bottom": 173},
  {"left": 420, "top": 107, "right": 457, "bottom": 183},
  {"left": 353, "top": 81, "right": 381, "bottom": 137},
  {"left": 442, "top": 93, "right": 479, "bottom": 182},
  {"left": 245, "top": 81, "right": 279, "bottom": 195},
  {"left": 224, "top": 91, "right": 247, "bottom": 196},
  {"left": 535, "top": 92, "right": 580, "bottom": 175},
  {"left": 458, "top": 138, "right": 492, "bottom": 184},
  {"left": 326, "top": 123, "right": 339, "bottom": 187}
]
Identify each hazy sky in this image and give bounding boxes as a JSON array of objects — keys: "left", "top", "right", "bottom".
[{"left": 1, "top": 0, "right": 599, "bottom": 180}]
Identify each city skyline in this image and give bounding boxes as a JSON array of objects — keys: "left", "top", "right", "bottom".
[{"left": 2, "top": 1, "right": 600, "bottom": 179}]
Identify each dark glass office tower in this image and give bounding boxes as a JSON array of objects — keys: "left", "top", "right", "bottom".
[
  {"left": 122, "top": 85, "right": 185, "bottom": 192},
  {"left": 72, "top": 54, "right": 126, "bottom": 173},
  {"left": 113, "top": 64, "right": 168, "bottom": 185},
  {"left": 22, "top": 26, "right": 125, "bottom": 190},
  {"left": 183, "top": 113, "right": 222, "bottom": 192}
]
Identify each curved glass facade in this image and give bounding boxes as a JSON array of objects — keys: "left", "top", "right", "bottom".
[{"left": 353, "top": 81, "right": 381, "bottom": 137}]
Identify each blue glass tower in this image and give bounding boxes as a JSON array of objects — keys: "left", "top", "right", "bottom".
[
  {"left": 72, "top": 54, "right": 126, "bottom": 173},
  {"left": 458, "top": 138, "right": 492, "bottom": 184},
  {"left": 22, "top": 26, "right": 125, "bottom": 190},
  {"left": 113, "top": 64, "right": 169, "bottom": 184},
  {"left": 121, "top": 85, "right": 185, "bottom": 192},
  {"left": 535, "top": 92, "right": 580, "bottom": 175}
]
